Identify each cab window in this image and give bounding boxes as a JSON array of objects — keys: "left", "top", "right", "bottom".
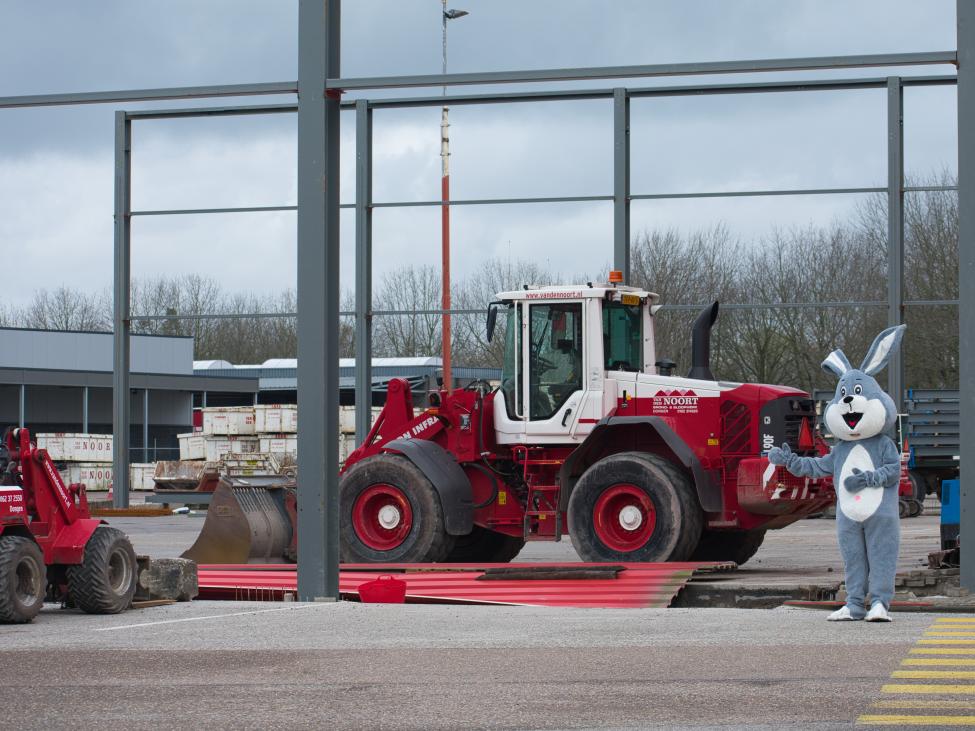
[
  {"left": 500, "top": 304, "right": 522, "bottom": 419},
  {"left": 529, "top": 303, "right": 583, "bottom": 421},
  {"left": 603, "top": 301, "right": 642, "bottom": 372}
]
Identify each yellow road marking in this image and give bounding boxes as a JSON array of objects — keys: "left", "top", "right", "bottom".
[
  {"left": 883, "top": 684, "right": 975, "bottom": 694},
  {"left": 935, "top": 619, "right": 975, "bottom": 623},
  {"left": 858, "top": 715, "right": 975, "bottom": 725},
  {"left": 904, "top": 659, "right": 975, "bottom": 666},
  {"left": 926, "top": 632, "right": 975, "bottom": 637},
  {"left": 873, "top": 701, "right": 975, "bottom": 709},
  {"left": 893, "top": 671, "right": 975, "bottom": 679},
  {"left": 913, "top": 649, "right": 975, "bottom": 655},
  {"left": 921, "top": 640, "right": 975, "bottom": 645}
]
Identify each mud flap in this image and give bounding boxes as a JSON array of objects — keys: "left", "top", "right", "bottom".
[
  {"left": 181, "top": 477, "right": 297, "bottom": 565},
  {"left": 383, "top": 438, "right": 474, "bottom": 536}
]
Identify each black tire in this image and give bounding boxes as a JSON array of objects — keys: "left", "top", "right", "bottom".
[
  {"left": 690, "top": 529, "right": 766, "bottom": 566},
  {"left": 67, "top": 526, "right": 137, "bottom": 614},
  {"left": 898, "top": 499, "right": 909, "bottom": 519},
  {"left": 908, "top": 499, "right": 923, "bottom": 518},
  {"left": 568, "top": 452, "right": 703, "bottom": 563},
  {"left": 0, "top": 535, "right": 46, "bottom": 624},
  {"left": 445, "top": 526, "right": 525, "bottom": 563},
  {"left": 340, "top": 453, "right": 456, "bottom": 563}
]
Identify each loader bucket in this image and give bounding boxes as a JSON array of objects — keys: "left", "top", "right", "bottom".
[
  {"left": 181, "top": 476, "right": 297, "bottom": 564},
  {"left": 153, "top": 460, "right": 221, "bottom": 492}
]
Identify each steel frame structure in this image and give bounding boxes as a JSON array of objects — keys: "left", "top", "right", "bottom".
[{"left": 0, "top": 1, "right": 970, "bottom": 598}]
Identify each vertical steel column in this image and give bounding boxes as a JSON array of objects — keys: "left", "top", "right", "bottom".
[
  {"left": 18, "top": 385, "right": 25, "bottom": 428},
  {"left": 613, "top": 88, "right": 631, "bottom": 282},
  {"left": 82, "top": 386, "right": 89, "bottom": 433},
  {"left": 296, "top": 0, "right": 341, "bottom": 601},
  {"left": 143, "top": 389, "right": 150, "bottom": 463},
  {"left": 887, "top": 77, "right": 905, "bottom": 413},
  {"left": 355, "top": 99, "right": 374, "bottom": 445},
  {"left": 958, "top": 0, "right": 975, "bottom": 591},
  {"left": 112, "top": 111, "right": 132, "bottom": 509},
  {"left": 202, "top": 391, "right": 207, "bottom": 409}
]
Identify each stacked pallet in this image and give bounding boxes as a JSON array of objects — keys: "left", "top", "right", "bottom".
[
  {"left": 35, "top": 433, "right": 155, "bottom": 491},
  {"left": 178, "top": 405, "right": 380, "bottom": 468}
]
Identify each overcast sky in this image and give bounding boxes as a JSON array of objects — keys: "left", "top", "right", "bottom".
[{"left": 0, "top": 1, "right": 959, "bottom": 308}]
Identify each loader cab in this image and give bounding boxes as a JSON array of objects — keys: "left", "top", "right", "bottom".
[{"left": 491, "top": 281, "right": 659, "bottom": 444}]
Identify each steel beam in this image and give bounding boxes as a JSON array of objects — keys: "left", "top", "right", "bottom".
[
  {"left": 887, "top": 77, "right": 905, "bottom": 413},
  {"left": 355, "top": 100, "right": 374, "bottom": 445},
  {"left": 114, "top": 74, "right": 958, "bottom": 121},
  {"left": 327, "top": 51, "right": 956, "bottom": 91},
  {"left": 18, "top": 385, "right": 25, "bottom": 428},
  {"left": 143, "top": 389, "right": 150, "bottom": 463},
  {"left": 613, "top": 88, "right": 631, "bottom": 281},
  {"left": 112, "top": 111, "right": 132, "bottom": 509},
  {"left": 958, "top": 0, "right": 975, "bottom": 591},
  {"left": 82, "top": 386, "right": 89, "bottom": 433},
  {"left": 296, "top": 0, "right": 341, "bottom": 602},
  {"left": 0, "top": 81, "right": 296, "bottom": 110}
]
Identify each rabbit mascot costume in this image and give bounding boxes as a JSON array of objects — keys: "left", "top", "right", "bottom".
[{"left": 769, "top": 325, "right": 906, "bottom": 622}]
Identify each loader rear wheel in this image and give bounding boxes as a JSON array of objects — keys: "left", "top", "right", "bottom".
[
  {"left": 0, "top": 535, "right": 46, "bottom": 624},
  {"left": 67, "top": 526, "right": 137, "bottom": 614},
  {"left": 568, "top": 452, "right": 702, "bottom": 563},
  {"left": 690, "top": 529, "right": 766, "bottom": 566},
  {"left": 445, "top": 526, "right": 525, "bottom": 563},
  {"left": 340, "top": 454, "right": 455, "bottom": 563}
]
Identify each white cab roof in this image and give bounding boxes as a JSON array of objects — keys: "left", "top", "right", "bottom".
[{"left": 495, "top": 283, "right": 659, "bottom": 304}]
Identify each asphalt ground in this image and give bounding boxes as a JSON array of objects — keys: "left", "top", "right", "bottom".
[
  {"left": 3, "top": 497, "right": 958, "bottom": 729},
  {"left": 0, "top": 599, "right": 951, "bottom": 730}
]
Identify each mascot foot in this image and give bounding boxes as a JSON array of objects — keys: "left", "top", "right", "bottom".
[
  {"left": 827, "top": 606, "right": 859, "bottom": 621},
  {"left": 865, "top": 603, "right": 892, "bottom": 622}
]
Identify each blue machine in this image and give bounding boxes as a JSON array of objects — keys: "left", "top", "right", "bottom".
[{"left": 941, "top": 479, "right": 960, "bottom": 549}]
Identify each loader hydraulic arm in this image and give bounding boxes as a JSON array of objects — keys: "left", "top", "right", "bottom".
[{"left": 4, "top": 428, "right": 86, "bottom": 528}]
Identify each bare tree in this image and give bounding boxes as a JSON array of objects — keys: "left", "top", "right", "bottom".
[{"left": 21, "top": 286, "right": 109, "bottom": 331}]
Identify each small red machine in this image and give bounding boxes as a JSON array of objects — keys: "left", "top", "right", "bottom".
[{"left": 0, "top": 427, "right": 137, "bottom": 623}]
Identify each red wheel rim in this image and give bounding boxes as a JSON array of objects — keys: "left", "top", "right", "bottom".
[
  {"left": 352, "top": 484, "right": 414, "bottom": 551},
  {"left": 592, "top": 483, "right": 657, "bottom": 552}
]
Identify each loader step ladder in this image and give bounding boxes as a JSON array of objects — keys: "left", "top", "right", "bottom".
[{"left": 511, "top": 446, "right": 563, "bottom": 541}]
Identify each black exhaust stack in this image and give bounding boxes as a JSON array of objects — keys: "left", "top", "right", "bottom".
[{"left": 687, "top": 301, "right": 720, "bottom": 380}]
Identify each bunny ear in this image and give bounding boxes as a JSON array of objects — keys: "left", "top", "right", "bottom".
[
  {"left": 860, "top": 325, "right": 907, "bottom": 376},
  {"left": 821, "top": 349, "right": 852, "bottom": 379}
]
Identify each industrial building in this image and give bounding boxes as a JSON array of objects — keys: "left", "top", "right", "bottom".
[{"left": 0, "top": 327, "right": 257, "bottom": 461}]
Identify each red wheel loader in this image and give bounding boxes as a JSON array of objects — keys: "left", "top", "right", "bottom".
[
  {"left": 0, "top": 427, "right": 138, "bottom": 623},
  {"left": 186, "top": 276, "right": 836, "bottom": 567}
]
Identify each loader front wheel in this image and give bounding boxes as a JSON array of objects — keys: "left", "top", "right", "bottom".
[
  {"left": 568, "top": 452, "right": 702, "bottom": 563},
  {"left": 68, "top": 526, "right": 137, "bottom": 614},
  {"left": 0, "top": 535, "right": 46, "bottom": 624},
  {"left": 341, "top": 454, "right": 455, "bottom": 563}
]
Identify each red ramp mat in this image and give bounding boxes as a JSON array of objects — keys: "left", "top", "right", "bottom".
[{"left": 196, "top": 562, "right": 732, "bottom": 608}]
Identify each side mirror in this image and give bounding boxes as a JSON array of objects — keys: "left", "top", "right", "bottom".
[{"left": 486, "top": 302, "right": 501, "bottom": 343}]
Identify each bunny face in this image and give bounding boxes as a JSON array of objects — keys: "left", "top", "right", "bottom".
[
  {"left": 820, "top": 325, "right": 905, "bottom": 443},
  {"left": 823, "top": 369, "right": 895, "bottom": 441}
]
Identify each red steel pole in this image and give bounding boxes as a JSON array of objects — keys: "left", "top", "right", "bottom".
[{"left": 440, "top": 105, "right": 452, "bottom": 393}]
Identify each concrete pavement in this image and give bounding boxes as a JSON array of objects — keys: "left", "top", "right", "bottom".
[{"left": 0, "top": 601, "right": 941, "bottom": 729}]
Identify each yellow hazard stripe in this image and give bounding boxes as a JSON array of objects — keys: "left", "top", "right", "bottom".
[
  {"left": 873, "top": 701, "right": 975, "bottom": 709},
  {"left": 904, "top": 659, "right": 975, "bottom": 666},
  {"left": 893, "top": 671, "right": 975, "bottom": 679},
  {"left": 935, "top": 619, "right": 975, "bottom": 624},
  {"left": 858, "top": 715, "right": 975, "bottom": 725},
  {"left": 883, "top": 684, "right": 975, "bottom": 694},
  {"left": 922, "top": 639, "right": 975, "bottom": 644},
  {"left": 913, "top": 649, "right": 975, "bottom": 655}
]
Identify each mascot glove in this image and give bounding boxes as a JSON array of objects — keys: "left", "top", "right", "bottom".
[
  {"left": 844, "top": 467, "right": 875, "bottom": 492},
  {"left": 768, "top": 443, "right": 798, "bottom": 470}
]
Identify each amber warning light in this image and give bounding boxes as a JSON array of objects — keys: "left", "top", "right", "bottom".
[{"left": 608, "top": 270, "right": 623, "bottom": 283}]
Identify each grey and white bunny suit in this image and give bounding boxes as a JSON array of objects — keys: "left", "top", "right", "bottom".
[{"left": 769, "top": 325, "right": 906, "bottom": 621}]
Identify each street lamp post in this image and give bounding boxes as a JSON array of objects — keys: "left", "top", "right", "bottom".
[{"left": 441, "top": 3, "right": 468, "bottom": 393}]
